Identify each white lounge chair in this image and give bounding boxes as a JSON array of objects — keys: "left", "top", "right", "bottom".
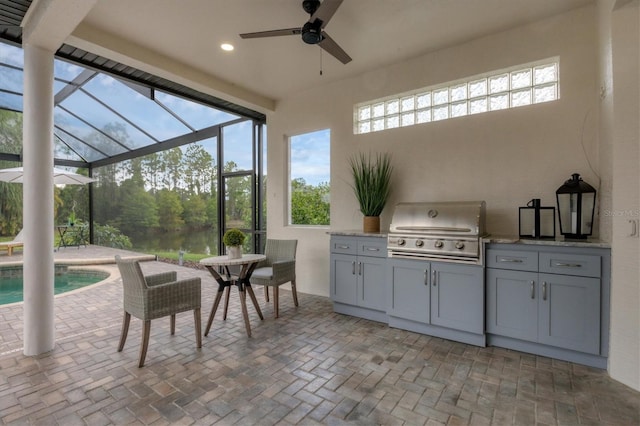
[{"left": 0, "top": 229, "right": 23, "bottom": 256}]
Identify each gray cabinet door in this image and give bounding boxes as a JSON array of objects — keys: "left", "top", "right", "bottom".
[
  {"left": 388, "top": 259, "right": 430, "bottom": 323},
  {"left": 431, "top": 262, "right": 484, "bottom": 334},
  {"left": 359, "top": 257, "right": 387, "bottom": 311},
  {"left": 486, "top": 268, "right": 538, "bottom": 341},
  {"left": 331, "top": 253, "right": 357, "bottom": 305},
  {"left": 538, "top": 273, "right": 600, "bottom": 354}
]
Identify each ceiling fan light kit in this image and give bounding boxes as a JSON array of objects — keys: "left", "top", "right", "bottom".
[
  {"left": 302, "top": 20, "right": 322, "bottom": 45},
  {"left": 239, "top": 0, "right": 352, "bottom": 64}
]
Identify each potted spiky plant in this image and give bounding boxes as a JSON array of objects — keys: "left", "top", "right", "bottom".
[
  {"left": 348, "top": 152, "right": 393, "bottom": 233},
  {"left": 223, "top": 228, "right": 246, "bottom": 259}
]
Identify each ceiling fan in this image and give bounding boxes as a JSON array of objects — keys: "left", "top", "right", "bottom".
[{"left": 239, "top": 0, "right": 352, "bottom": 64}]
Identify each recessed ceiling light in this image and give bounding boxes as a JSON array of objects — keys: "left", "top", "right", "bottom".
[{"left": 221, "top": 43, "right": 234, "bottom": 52}]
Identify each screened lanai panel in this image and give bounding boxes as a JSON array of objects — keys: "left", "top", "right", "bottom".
[
  {"left": 82, "top": 75, "right": 191, "bottom": 141},
  {"left": 54, "top": 134, "right": 87, "bottom": 162},
  {"left": 54, "top": 129, "right": 107, "bottom": 162},
  {"left": 53, "top": 59, "right": 83, "bottom": 82},
  {"left": 54, "top": 109, "right": 128, "bottom": 158},
  {"left": 223, "top": 120, "right": 253, "bottom": 171},
  {"left": 0, "top": 43, "right": 21, "bottom": 67},
  {"left": 0, "top": 65, "right": 21, "bottom": 93},
  {"left": 0, "top": 91, "right": 20, "bottom": 111},
  {"left": 154, "top": 91, "right": 240, "bottom": 130},
  {"left": 59, "top": 90, "right": 156, "bottom": 150},
  {"left": 1, "top": 38, "right": 264, "bottom": 168}
]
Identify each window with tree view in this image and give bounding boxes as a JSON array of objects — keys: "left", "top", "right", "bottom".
[{"left": 289, "top": 129, "right": 330, "bottom": 226}]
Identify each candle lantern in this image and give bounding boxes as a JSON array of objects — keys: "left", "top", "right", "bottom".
[
  {"left": 555, "top": 173, "right": 596, "bottom": 239},
  {"left": 519, "top": 198, "right": 555, "bottom": 239}
]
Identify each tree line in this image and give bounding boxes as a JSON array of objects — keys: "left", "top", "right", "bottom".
[{"left": 1, "top": 108, "right": 331, "bottom": 246}]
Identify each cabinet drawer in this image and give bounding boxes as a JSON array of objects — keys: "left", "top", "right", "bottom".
[
  {"left": 539, "top": 253, "right": 601, "bottom": 278},
  {"left": 486, "top": 249, "right": 538, "bottom": 271},
  {"left": 331, "top": 238, "right": 357, "bottom": 255},
  {"left": 358, "top": 239, "right": 387, "bottom": 258}
]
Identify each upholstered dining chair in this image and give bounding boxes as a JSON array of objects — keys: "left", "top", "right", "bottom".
[
  {"left": 250, "top": 239, "right": 298, "bottom": 318},
  {"left": 115, "top": 255, "right": 202, "bottom": 367}
]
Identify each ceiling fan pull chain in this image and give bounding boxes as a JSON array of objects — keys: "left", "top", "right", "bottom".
[{"left": 319, "top": 49, "right": 323, "bottom": 76}]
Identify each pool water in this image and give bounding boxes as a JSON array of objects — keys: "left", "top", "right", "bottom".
[{"left": 0, "top": 268, "right": 110, "bottom": 305}]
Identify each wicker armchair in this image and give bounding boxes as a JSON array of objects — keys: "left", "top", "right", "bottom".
[
  {"left": 115, "top": 255, "right": 202, "bottom": 367},
  {"left": 250, "top": 239, "right": 298, "bottom": 318}
]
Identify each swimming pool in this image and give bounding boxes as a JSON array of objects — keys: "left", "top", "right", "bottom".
[{"left": 0, "top": 266, "right": 110, "bottom": 305}]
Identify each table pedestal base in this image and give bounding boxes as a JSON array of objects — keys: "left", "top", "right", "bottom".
[{"left": 204, "top": 263, "right": 264, "bottom": 337}]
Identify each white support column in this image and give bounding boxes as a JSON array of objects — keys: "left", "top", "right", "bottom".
[{"left": 22, "top": 44, "right": 55, "bottom": 356}]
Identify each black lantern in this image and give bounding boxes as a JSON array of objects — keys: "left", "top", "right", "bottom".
[
  {"left": 519, "top": 198, "right": 555, "bottom": 239},
  {"left": 556, "top": 173, "right": 596, "bottom": 239}
]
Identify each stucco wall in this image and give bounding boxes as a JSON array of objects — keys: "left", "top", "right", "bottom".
[
  {"left": 605, "top": 0, "right": 640, "bottom": 391},
  {"left": 267, "top": 5, "right": 601, "bottom": 299}
]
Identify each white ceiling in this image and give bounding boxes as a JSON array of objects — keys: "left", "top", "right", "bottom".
[{"left": 80, "top": 0, "right": 592, "bottom": 106}]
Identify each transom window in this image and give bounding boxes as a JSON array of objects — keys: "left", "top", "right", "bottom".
[{"left": 354, "top": 58, "right": 559, "bottom": 134}]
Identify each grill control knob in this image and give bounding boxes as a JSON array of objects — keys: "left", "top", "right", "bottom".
[
  {"left": 397, "top": 238, "right": 406, "bottom": 246},
  {"left": 415, "top": 240, "right": 424, "bottom": 247},
  {"left": 434, "top": 240, "right": 444, "bottom": 248},
  {"left": 455, "top": 241, "right": 465, "bottom": 250}
]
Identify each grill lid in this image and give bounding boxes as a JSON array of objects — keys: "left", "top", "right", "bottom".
[{"left": 389, "top": 201, "right": 486, "bottom": 237}]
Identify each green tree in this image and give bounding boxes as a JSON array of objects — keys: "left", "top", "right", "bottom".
[
  {"left": 183, "top": 144, "right": 214, "bottom": 196},
  {"left": 93, "top": 163, "right": 119, "bottom": 226},
  {"left": 141, "top": 152, "right": 162, "bottom": 193},
  {"left": 290, "top": 178, "right": 330, "bottom": 225},
  {"left": 183, "top": 194, "right": 207, "bottom": 227},
  {"left": 118, "top": 178, "right": 159, "bottom": 233},
  {"left": 0, "top": 110, "right": 23, "bottom": 235},
  {"left": 224, "top": 161, "right": 252, "bottom": 228},
  {"left": 162, "top": 148, "right": 183, "bottom": 192},
  {"left": 157, "top": 189, "right": 184, "bottom": 231}
]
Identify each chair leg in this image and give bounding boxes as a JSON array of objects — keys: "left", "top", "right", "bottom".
[
  {"left": 264, "top": 286, "right": 269, "bottom": 302},
  {"left": 291, "top": 279, "right": 299, "bottom": 307},
  {"left": 170, "top": 314, "right": 176, "bottom": 335},
  {"left": 118, "top": 312, "right": 131, "bottom": 352},
  {"left": 274, "top": 286, "right": 279, "bottom": 319},
  {"left": 139, "top": 320, "right": 151, "bottom": 368},
  {"left": 194, "top": 308, "right": 202, "bottom": 348}
]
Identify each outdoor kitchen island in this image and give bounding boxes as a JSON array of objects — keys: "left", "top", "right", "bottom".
[{"left": 329, "top": 231, "right": 611, "bottom": 369}]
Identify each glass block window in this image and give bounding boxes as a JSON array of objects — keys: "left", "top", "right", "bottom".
[{"left": 354, "top": 58, "right": 559, "bottom": 134}]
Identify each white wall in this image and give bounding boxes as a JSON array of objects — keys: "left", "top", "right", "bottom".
[
  {"left": 603, "top": 0, "right": 640, "bottom": 391},
  {"left": 267, "top": 5, "right": 602, "bottom": 298}
]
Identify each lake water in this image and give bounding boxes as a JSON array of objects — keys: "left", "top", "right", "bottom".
[{"left": 127, "top": 228, "right": 221, "bottom": 255}]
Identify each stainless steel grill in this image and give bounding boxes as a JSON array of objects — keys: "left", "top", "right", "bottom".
[{"left": 387, "top": 201, "right": 487, "bottom": 264}]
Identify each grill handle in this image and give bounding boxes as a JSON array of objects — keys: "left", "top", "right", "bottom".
[{"left": 394, "top": 226, "right": 472, "bottom": 233}]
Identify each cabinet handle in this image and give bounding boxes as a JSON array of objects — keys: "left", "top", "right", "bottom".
[
  {"left": 358, "top": 262, "right": 362, "bottom": 276},
  {"left": 365, "top": 247, "right": 380, "bottom": 252},
  {"left": 542, "top": 282, "right": 547, "bottom": 301},
  {"left": 424, "top": 270, "right": 428, "bottom": 286},
  {"left": 530, "top": 280, "right": 535, "bottom": 299},
  {"left": 553, "top": 262, "right": 582, "bottom": 268},
  {"left": 432, "top": 270, "right": 437, "bottom": 286},
  {"left": 352, "top": 261, "right": 355, "bottom": 275},
  {"left": 337, "top": 245, "right": 350, "bottom": 249},
  {"left": 498, "top": 257, "right": 523, "bottom": 263}
]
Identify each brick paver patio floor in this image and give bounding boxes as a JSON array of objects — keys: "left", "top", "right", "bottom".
[{"left": 1, "top": 246, "right": 639, "bottom": 425}]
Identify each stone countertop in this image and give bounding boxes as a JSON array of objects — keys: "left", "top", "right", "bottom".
[
  {"left": 327, "top": 231, "right": 611, "bottom": 248},
  {"left": 485, "top": 235, "right": 611, "bottom": 249},
  {"left": 327, "top": 230, "right": 388, "bottom": 238},
  {"left": 327, "top": 231, "right": 610, "bottom": 248}
]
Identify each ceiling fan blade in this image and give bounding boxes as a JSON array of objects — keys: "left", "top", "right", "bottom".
[
  {"left": 240, "top": 28, "right": 302, "bottom": 39},
  {"left": 318, "top": 31, "right": 351, "bottom": 64},
  {"left": 309, "top": 0, "right": 343, "bottom": 29}
]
